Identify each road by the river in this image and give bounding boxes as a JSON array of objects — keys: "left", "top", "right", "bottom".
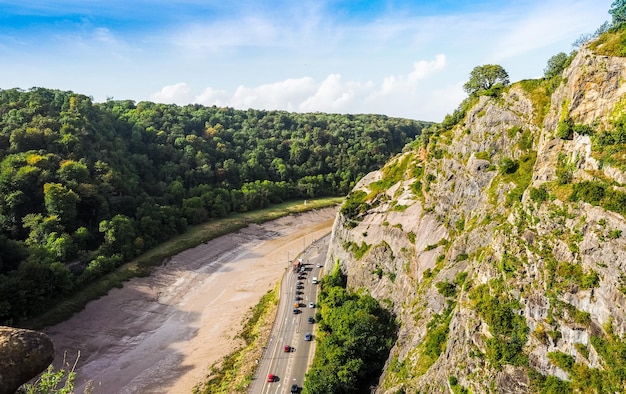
[{"left": 248, "top": 234, "right": 329, "bottom": 394}]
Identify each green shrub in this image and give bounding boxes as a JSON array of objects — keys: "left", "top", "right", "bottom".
[
  {"left": 305, "top": 267, "right": 397, "bottom": 394},
  {"left": 499, "top": 157, "right": 519, "bottom": 174},
  {"left": 557, "top": 119, "right": 574, "bottom": 140},
  {"left": 340, "top": 190, "right": 369, "bottom": 228},
  {"left": 518, "top": 129, "right": 534, "bottom": 151},
  {"left": 475, "top": 151, "right": 491, "bottom": 160},
  {"left": 530, "top": 186, "right": 549, "bottom": 202},
  {"left": 572, "top": 123, "right": 594, "bottom": 135},
  {"left": 609, "top": 229, "right": 623, "bottom": 239},
  {"left": 436, "top": 280, "right": 457, "bottom": 298},
  {"left": 556, "top": 154, "right": 573, "bottom": 184},
  {"left": 570, "top": 181, "right": 606, "bottom": 205}
]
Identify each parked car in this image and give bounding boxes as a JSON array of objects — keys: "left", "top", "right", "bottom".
[
  {"left": 267, "top": 374, "right": 276, "bottom": 382},
  {"left": 304, "top": 332, "right": 312, "bottom": 341},
  {"left": 311, "top": 277, "right": 318, "bottom": 284},
  {"left": 308, "top": 302, "right": 315, "bottom": 308},
  {"left": 291, "top": 384, "right": 300, "bottom": 393},
  {"left": 308, "top": 316, "right": 315, "bottom": 324},
  {"left": 293, "top": 308, "right": 299, "bottom": 314}
]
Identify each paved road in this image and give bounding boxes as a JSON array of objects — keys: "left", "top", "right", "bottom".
[{"left": 248, "top": 234, "right": 329, "bottom": 394}]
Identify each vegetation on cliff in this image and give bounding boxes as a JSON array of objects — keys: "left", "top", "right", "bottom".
[{"left": 328, "top": 9, "right": 626, "bottom": 392}]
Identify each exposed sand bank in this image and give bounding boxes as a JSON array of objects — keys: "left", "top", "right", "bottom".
[{"left": 44, "top": 207, "right": 338, "bottom": 393}]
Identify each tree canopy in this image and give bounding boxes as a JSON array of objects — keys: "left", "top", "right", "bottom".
[
  {"left": 543, "top": 52, "right": 573, "bottom": 79},
  {"left": 610, "top": 0, "right": 626, "bottom": 27},
  {"left": 303, "top": 267, "right": 396, "bottom": 394},
  {"left": 463, "top": 64, "right": 510, "bottom": 96},
  {"left": 0, "top": 87, "right": 430, "bottom": 324}
]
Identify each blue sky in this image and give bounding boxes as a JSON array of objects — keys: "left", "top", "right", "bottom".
[{"left": 0, "top": 0, "right": 612, "bottom": 121}]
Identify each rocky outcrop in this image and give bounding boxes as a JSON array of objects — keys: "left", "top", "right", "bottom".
[
  {"left": 326, "top": 43, "right": 626, "bottom": 393},
  {"left": 0, "top": 326, "right": 54, "bottom": 394}
]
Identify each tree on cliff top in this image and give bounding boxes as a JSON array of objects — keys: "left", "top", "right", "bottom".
[
  {"left": 610, "top": 0, "right": 626, "bottom": 27},
  {"left": 463, "top": 64, "right": 510, "bottom": 96}
]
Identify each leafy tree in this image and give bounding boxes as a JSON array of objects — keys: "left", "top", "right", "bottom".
[
  {"left": 544, "top": 52, "right": 572, "bottom": 79},
  {"left": 43, "top": 183, "right": 80, "bottom": 230},
  {"left": 99, "top": 214, "right": 136, "bottom": 259},
  {"left": 463, "top": 64, "right": 510, "bottom": 96},
  {"left": 610, "top": 0, "right": 626, "bottom": 27},
  {"left": 304, "top": 267, "right": 397, "bottom": 394}
]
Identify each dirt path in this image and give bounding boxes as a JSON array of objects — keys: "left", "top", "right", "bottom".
[{"left": 44, "top": 207, "right": 338, "bottom": 394}]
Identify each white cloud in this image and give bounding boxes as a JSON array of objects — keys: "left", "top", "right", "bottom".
[
  {"left": 377, "top": 54, "right": 446, "bottom": 97},
  {"left": 299, "top": 74, "right": 372, "bottom": 113},
  {"left": 150, "top": 82, "right": 192, "bottom": 103},
  {"left": 150, "top": 55, "right": 455, "bottom": 120},
  {"left": 195, "top": 87, "right": 229, "bottom": 107}
]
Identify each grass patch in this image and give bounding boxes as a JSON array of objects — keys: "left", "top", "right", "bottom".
[
  {"left": 589, "top": 27, "right": 626, "bottom": 57},
  {"left": 369, "top": 154, "right": 412, "bottom": 193},
  {"left": 517, "top": 78, "right": 553, "bottom": 126}
]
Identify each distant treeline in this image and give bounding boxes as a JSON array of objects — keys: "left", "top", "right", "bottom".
[{"left": 0, "top": 87, "right": 430, "bottom": 324}]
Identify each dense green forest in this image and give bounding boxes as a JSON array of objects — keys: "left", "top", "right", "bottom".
[
  {"left": 304, "top": 264, "right": 397, "bottom": 394},
  {"left": 0, "top": 87, "right": 429, "bottom": 325}
]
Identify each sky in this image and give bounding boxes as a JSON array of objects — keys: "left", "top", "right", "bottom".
[{"left": 0, "top": 0, "right": 613, "bottom": 122}]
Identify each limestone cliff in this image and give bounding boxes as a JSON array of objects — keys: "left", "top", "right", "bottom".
[{"left": 327, "top": 43, "right": 626, "bottom": 393}]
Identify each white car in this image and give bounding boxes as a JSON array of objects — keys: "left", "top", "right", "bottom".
[
  {"left": 308, "top": 302, "right": 315, "bottom": 308},
  {"left": 312, "top": 277, "right": 318, "bottom": 284}
]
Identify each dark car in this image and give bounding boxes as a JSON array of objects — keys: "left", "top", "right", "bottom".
[
  {"left": 291, "top": 384, "right": 300, "bottom": 393},
  {"left": 304, "top": 332, "right": 312, "bottom": 341},
  {"left": 308, "top": 316, "right": 315, "bottom": 324},
  {"left": 293, "top": 308, "right": 299, "bottom": 314}
]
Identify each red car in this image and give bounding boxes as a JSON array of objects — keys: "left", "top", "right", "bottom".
[
  {"left": 284, "top": 345, "right": 291, "bottom": 352},
  {"left": 267, "top": 374, "right": 276, "bottom": 382}
]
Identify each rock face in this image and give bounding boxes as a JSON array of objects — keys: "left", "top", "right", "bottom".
[
  {"left": 326, "top": 43, "right": 626, "bottom": 393},
  {"left": 0, "top": 326, "right": 54, "bottom": 394}
]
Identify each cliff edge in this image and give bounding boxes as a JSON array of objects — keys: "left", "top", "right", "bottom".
[{"left": 327, "top": 43, "right": 626, "bottom": 393}]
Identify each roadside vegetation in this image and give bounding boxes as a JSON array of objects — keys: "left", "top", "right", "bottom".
[{"left": 303, "top": 264, "right": 397, "bottom": 394}]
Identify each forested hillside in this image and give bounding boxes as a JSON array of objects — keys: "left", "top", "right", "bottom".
[{"left": 0, "top": 87, "right": 429, "bottom": 325}]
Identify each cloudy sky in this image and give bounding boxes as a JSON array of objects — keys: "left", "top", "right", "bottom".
[{"left": 0, "top": 0, "right": 612, "bottom": 121}]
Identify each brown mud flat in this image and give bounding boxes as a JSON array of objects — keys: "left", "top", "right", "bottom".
[{"left": 45, "top": 207, "right": 338, "bottom": 394}]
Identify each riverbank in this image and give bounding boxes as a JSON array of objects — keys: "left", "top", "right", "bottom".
[{"left": 44, "top": 205, "right": 338, "bottom": 393}]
